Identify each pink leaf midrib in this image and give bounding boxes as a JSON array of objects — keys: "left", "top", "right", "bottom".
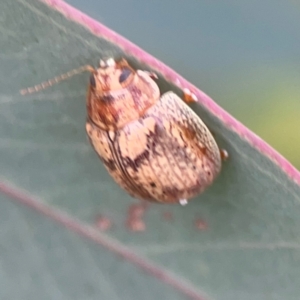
[
  {"left": 0, "top": 180, "right": 209, "bottom": 300},
  {"left": 42, "top": 0, "right": 300, "bottom": 186}
]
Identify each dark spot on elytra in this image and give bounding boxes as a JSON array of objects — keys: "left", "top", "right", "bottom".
[
  {"left": 128, "top": 85, "right": 142, "bottom": 103},
  {"left": 200, "top": 146, "right": 208, "bottom": 156},
  {"left": 124, "top": 150, "right": 150, "bottom": 172},
  {"left": 154, "top": 122, "right": 164, "bottom": 135},
  {"left": 89, "top": 74, "right": 96, "bottom": 88},
  {"left": 101, "top": 94, "right": 114, "bottom": 102},
  {"left": 102, "top": 158, "right": 116, "bottom": 171},
  {"left": 150, "top": 182, "right": 156, "bottom": 188},
  {"left": 183, "top": 126, "right": 196, "bottom": 141},
  {"left": 144, "top": 122, "right": 165, "bottom": 155},
  {"left": 162, "top": 187, "right": 180, "bottom": 200}
]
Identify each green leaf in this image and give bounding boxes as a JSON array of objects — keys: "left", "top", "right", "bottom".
[{"left": 1, "top": 0, "right": 300, "bottom": 299}]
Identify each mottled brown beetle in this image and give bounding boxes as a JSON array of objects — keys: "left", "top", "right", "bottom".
[{"left": 21, "top": 58, "right": 228, "bottom": 205}]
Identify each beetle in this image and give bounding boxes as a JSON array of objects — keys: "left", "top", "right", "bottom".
[{"left": 21, "top": 57, "right": 227, "bottom": 205}]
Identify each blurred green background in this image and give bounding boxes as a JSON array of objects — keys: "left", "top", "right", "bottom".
[{"left": 65, "top": 0, "right": 300, "bottom": 169}]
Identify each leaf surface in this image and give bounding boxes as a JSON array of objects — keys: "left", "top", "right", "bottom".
[{"left": 1, "top": 1, "right": 300, "bottom": 299}]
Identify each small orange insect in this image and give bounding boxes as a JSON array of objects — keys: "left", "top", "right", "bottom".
[{"left": 21, "top": 57, "right": 228, "bottom": 205}]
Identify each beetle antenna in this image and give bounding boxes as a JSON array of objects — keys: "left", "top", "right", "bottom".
[{"left": 20, "top": 65, "right": 95, "bottom": 95}]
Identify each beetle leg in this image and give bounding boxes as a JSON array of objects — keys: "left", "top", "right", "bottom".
[
  {"left": 183, "top": 88, "right": 198, "bottom": 103},
  {"left": 144, "top": 71, "right": 158, "bottom": 80},
  {"left": 179, "top": 199, "right": 188, "bottom": 206},
  {"left": 220, "top": 149, "right": 229, "bottom": 161}
]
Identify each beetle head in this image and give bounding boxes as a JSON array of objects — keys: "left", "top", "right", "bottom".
[{"left": 89, "top": 58, "right": 134, "bottom": 93}]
